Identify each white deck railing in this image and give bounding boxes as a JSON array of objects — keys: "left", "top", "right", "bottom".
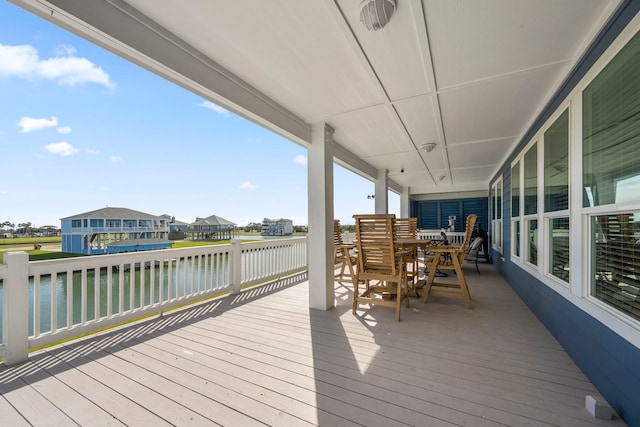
[
  {"left": 417, "top": 230, "right": 467, "bottom": 245},
  {"left": 0, "top": 237, "right": 307, "bottom": 365}
]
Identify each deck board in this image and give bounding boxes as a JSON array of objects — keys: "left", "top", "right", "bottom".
[{"left": 0, "top": 265, "right": 628, "bottom": 426}]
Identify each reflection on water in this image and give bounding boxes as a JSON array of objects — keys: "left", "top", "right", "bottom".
[{"left": 0, "top": 256, "right": 230, "bottom": 341}]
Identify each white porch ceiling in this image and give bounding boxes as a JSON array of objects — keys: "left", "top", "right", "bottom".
[{"left": 12, "top": 0, "right": 621, "bottom": 195}]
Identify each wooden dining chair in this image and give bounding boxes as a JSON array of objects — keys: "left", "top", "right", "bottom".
[
  {"left": 421, "top": 214, "right": 477, "bottom": 308},
  {"left": 394, "top": 217, "right": 419, "bottom": 285},
  {"left": 333, "top": 219, "right": 357, "bottom": 284},
  {"left": 353, "top": 214, "right": 409, "bottom": 321}
]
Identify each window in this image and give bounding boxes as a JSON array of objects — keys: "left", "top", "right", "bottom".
[
  {"left": 512, "top": 161, "right": 521, "bottom": 258},
  {"left": 491, "top": 177, "right": 502, "bottom": 252},
  {"left": 544, "top": 109, "right": 570, "bottom": 283},
  {"left": 524, "top": 143, "right": 537, "bottom": 215},
  {"left": 544, "top": 110, "right": 569, "bottom": 212},
  {"left": 591, "top": 213, "right": 640, "bottom": 321},
  {"left": 523, "top": 143, "right": 538, "bottom": 265},
  {"left": 583, "top": 31, "right": 640, "bottom": 208},
  {"left": 583, "top": 30, "right": 640, "bottom": 320}
]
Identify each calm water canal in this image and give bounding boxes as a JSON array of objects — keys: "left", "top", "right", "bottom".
[{"left": 0, "top": 258, "right": 230, "bottom": 342}]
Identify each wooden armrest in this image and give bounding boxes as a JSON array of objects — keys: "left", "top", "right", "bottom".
[
  {"left": 429, "top": 246, "right": 463, "bottom": 253},
  {"left": 336, "top": 243, "right": 355, "bottom": 249}
]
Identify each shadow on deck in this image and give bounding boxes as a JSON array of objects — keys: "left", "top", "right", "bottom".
[{"left": 0, "top": 265, "right": 627, "bottom": 426}]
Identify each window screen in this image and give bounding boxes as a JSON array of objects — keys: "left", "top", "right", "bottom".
[
  {"left": 524, "top": 144, "right": 537, "bottom": 215},
  {"left": 545, "top": 110, "right": 569, "bottom": 212},
  {"left": 583, "top": 31, "right": 640, "bottom": 207}
]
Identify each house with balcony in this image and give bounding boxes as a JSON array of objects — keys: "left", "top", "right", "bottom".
[
  {"left": 160, "top": 214, "right": 190, "bottom": 239},
  {"left": 61, "top": 207, "right": 172, "bottom": 255},
  {"left": 261, "top": 217, "right": 294, "bottom": 236},
  {"left": 186, "top": 214, "right": 238, "bottom": 241},
  {"left": 3, "top": 0, "right": 640, "bottom": 425}
]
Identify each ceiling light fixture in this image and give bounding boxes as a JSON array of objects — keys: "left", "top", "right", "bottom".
[
  {"left": 436, "top": 175, "right": 445, "bottom": 182},
  {"left": 359, "top": 0, "right": 396, "bottom": 31},
  {"left": 421, "top": 142, "right": 437, "bottom": 153}
]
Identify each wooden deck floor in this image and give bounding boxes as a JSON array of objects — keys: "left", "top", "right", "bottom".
[{"left": 0, "top": 263, "right": 627, "bottom": 426}]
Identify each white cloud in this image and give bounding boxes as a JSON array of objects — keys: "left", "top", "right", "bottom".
[
  {"left": 198, "top": 101, "right": 230, "bottom": 117},
  {"left": 85, "top": 148, "right": 100, "bottom": 155},
  {"left": 0, "top": 43, "right": 114, "bottom": 88},
  {"left": 17, "top": 116, "right": 57, "bottom": 133},
  {"left": 293, "top": 154, "right": 307, "bottom": 165},
  {"left": 240, "top": 181, "right": 257, "bottom": 190},
  {"left": 54, "top": 44, "right": 77, "bottom": 56},
  {"left": 110, "top": 156, "right": 123, "bottom": 162},
  {"left": 57, "top": 125, "right": 71, "bottom": 134},
  {"left": 44, "top": 141, "right": 78, "bottom": 156}
]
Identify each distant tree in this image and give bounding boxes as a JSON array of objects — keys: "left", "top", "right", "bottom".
[
  {"left": 18, "top": 222, "right": 32, "bottom": 235},
  {"left": 244, "top": 222, "right": 262, "bottom": 232},
  {"left": 341, "top": 224, "right": 355, "bottom": 233}
]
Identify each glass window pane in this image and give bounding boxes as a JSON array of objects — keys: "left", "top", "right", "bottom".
[
  {"left": 513, "top": 220, "right": 520, "bottom": 257},
  {"left": 527, "top": 219, "right": 538, "bottom": 265},
  {"left": 524, "top": 144, "right": 537, "bottom": 215},
  {"left": 512, "top": 162, "right": 520, "bottom": 217},
  {"left": 545, "top": 110, "right": 569, "bottom": 212},
  {"left": 549, "top": 217, "right": 570, "bottom": 282},
  {"left": 497, "top": 181, "right": 502, "bottom": 220},
  {"left": 583, "top": 31, "right": 640, "bottom": 207},
  {"left": 591, "top": 212, "right": 640, "bottom": 321}
]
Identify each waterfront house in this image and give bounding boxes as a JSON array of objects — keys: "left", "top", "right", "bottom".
[
  {"left": 5, "top": 1, "right": 640, "bottom": 424},
  {"left": 160, "top": 214, "right": 189, "bottom": 239},
  {"left": 261, "top": 217, "right": 294, "bottom": 236},
  {"left": 61, "top": 207, "right": 171, "bottom": 255},
  {"left": 187, "top": 214, "right": 238, "bottom": 241}
]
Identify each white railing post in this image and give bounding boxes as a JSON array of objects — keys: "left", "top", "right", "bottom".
[
  {"left": 230, "top": 239, "right": 242, "bottom": 294},
  {"left": 3, "top": 252, "right": 30, "bottom": 365}
]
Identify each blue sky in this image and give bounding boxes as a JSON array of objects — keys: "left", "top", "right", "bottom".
[{"left": 0, "top": 2, "right": 399, "bottom": 228}]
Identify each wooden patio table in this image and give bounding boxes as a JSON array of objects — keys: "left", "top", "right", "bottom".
[{"left": 395, "top": 238, "right": 430, "bottom": 297}]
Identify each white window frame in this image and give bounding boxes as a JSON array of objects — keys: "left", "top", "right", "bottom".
[
  {"left": 491, "top": 176, "right": 503, "bottom": 253},
  {"left": 511, "top": 159, "right": 522, "bottom": 260},
  {"left": 542, "top": 106, "right": 571, "bottom": 287}
]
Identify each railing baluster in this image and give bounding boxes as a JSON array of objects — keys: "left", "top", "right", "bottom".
[
  {"left": 129, "top": 264, "right": 135, "bottom": 311},
  {"left": 118, "top": 264, "right": 124, "bottom": 314},
  {"left": 140, "top": 261, "right": 146, "bottom": 309},
  {"left": 3, "top": 238, "right": 307, "bottom": 359},
  {"left": 158, "top": 257, "right": 164, "bottom": 303},
  {"left": 107, "top": 266, "right": 113, "bottom": 317}
]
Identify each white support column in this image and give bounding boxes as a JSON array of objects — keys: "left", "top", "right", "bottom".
[
  {"left": 400, "top": 186, "right": 410, "bottom": 218},
  {"left": 307, "top": 123, "right": 335, "bottom": 310},
  {"left": 230, "top": 239, "right": 242, "bottom": 294},
  {"left": 374, "top": 169, "right": 389, "bottom": 214},
  {"left": 3, "top": 251, "right": 30, "bottom": 365}
]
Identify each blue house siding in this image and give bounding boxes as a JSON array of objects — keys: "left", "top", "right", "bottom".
[
  {"left": 489, "top": 3, "right": 640, "bottom": 424},
  {"left": 496, "top": 255, "right": 640, "bottom": 426},
  {"left": 495, "top": 164, "right": 640, "bottom": 425},
  {"left": 62, "top": 234, "right": 83, "bottom": 254}
]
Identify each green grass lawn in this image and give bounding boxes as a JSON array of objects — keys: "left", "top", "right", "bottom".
[
  {"left": 0, "top": 236, "right": 61, "bottom": 245},
  {"left": 0, "top": 239, "right": 255, "bottom": 263}
]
